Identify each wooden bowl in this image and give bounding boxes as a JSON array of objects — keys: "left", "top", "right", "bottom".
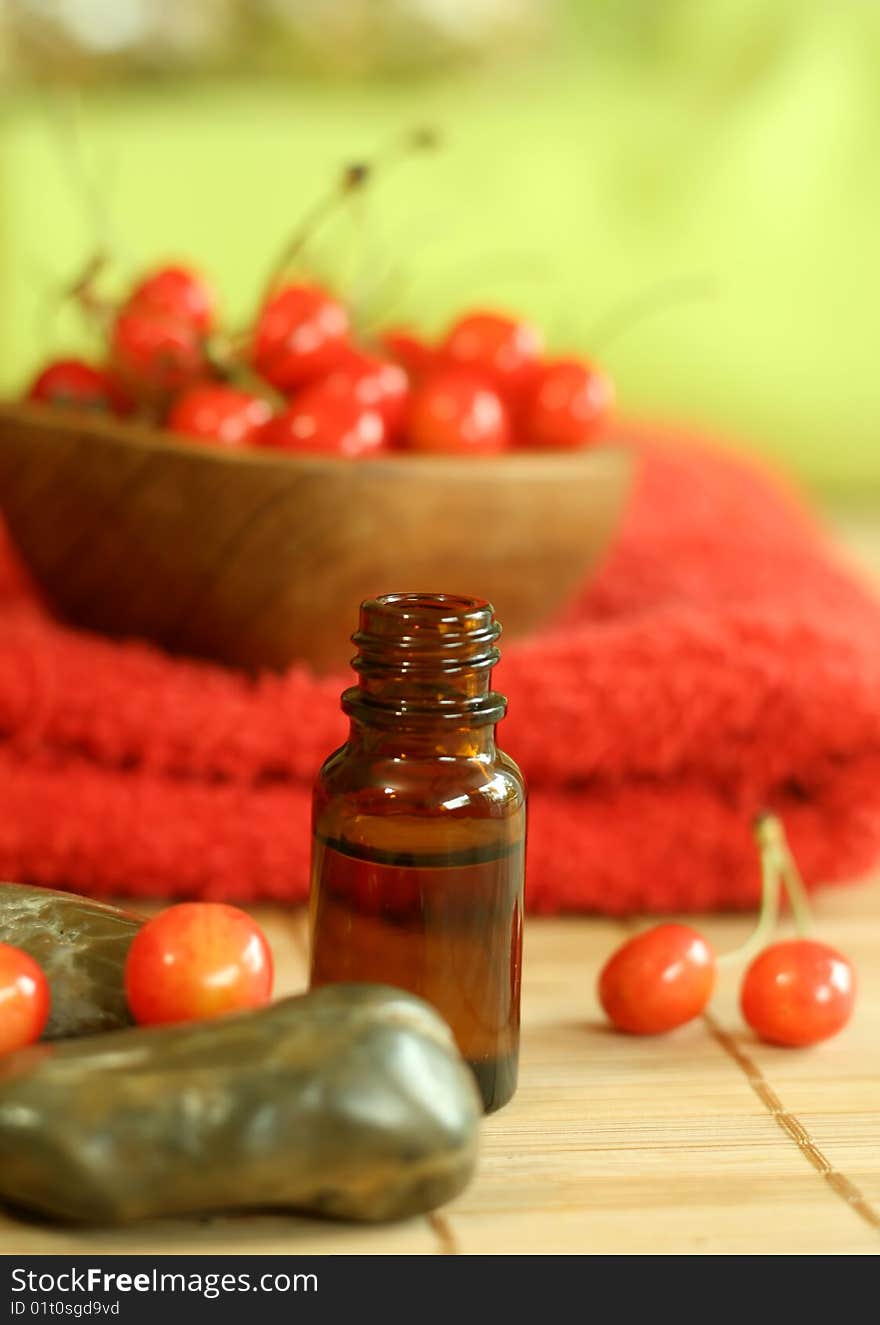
[{"left": 0, "top": 403, "right": 633, "bottom": 674}]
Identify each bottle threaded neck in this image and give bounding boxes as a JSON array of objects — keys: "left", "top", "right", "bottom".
[{"left": 342, "top": 593, "right": 507, "bottom": 727}]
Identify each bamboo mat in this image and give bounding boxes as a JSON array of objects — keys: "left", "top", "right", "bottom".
[{"left": 2, "top": 510, "right": 879, "bottom": 1256}]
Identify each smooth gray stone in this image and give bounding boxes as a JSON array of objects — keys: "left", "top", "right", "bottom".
[
  {"left": 0, "top": 883, "right": 143, "bottom": 1039},
  {"left": 0, "top": 983, "right": 482, "bottom": 1225}
]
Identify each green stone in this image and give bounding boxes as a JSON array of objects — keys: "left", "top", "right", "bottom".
[
  {"left": 0, "top": 984, "right": 481, "bottom": 1224},
  {"left": 0, "top": 883, "right": 143, "bottom": 1039}
]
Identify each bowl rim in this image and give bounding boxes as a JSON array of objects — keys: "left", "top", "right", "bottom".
[{"left": 0, "top": 400, "right": 630, "bottom": 483}]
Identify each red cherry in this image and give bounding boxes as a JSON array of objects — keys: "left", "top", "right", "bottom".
[
  {"left": 127, "top": 264, "right": 216, "bottom": 334},
  {"left": 26, "top": 359, "right": 123, "bottom": 414},
  {"left": 167, "top": 385, "right": 273, "bottom": 447},
  {"left": 440, "top": 311, "right": 542, "bottom": 396},
  {"left": 124, "top": 902, "right": 273, "bottom": 1026},
  {"left": 259, "top": 386, "right": 386, "bottom": 458},
  {"left": 405, "top": 370, "right": 510, "bottom": 456},
  {"left": 110, "top": 307, "right": 207, "bottom": 403},
  {"left": 320, "top": 348, "right": 409, "bottom": 436},
  {"left": 380, "top": 327, "right": 435, "bottom": 381},
  {"left": 740, "top": 940, "right": 855, "bottom": 1047},
  {"left": 0, "top": 942, "right": 50, "bottom": 1054},
  {"left": 524, "top": 358, "right": 614, "bottom": 449},
  {"left": 252, "top": 284, "right": 350, "bottom": 392},
  {"left": 598, "top": 924, "right": 716, "bottom": 1035}
]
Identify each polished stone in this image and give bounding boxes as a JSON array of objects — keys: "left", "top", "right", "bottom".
[
  {"left": 0, "top": 883, "right": 142, "bottom": 1039},
  {"left": 0, "top": 983, "right": 481, "bottom": 1224}
]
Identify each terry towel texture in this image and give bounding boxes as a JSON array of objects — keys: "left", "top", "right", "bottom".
[{"left": 1, "top": 422, "right": 879, "bottom": 913}]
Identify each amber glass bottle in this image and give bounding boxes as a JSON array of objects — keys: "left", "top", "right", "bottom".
[{"left": 308, "top": 593, "right": 526, "bottom": 1113}]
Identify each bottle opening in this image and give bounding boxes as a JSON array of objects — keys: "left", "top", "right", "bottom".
[{"left": 353, "top": 593, "right": 500, "bottom": 656}]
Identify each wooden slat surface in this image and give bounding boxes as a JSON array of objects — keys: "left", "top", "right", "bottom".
[{"left": 2, "top": 509, "right": 878, "bottom": 1255}]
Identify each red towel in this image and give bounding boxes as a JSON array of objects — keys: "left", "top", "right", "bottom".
[{"left": 1, "top": 422, "right": 879, "bottom": 914}]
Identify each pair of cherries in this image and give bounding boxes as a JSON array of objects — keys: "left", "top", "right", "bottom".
[
  {"left": 27, "top": 263, "right": 213, "bottom": 421},
  {"left": 598, "top": 816, "right": 856, "bottom": 1048},
  {"left": 27, "top": 261, "right": 614, "bottom": 458},
  {"left": 0, "top": 902, "right": 274, "bottom": 1056},
  {"left": 599, "top": 926, "right": 854, "bottom": 1047}
]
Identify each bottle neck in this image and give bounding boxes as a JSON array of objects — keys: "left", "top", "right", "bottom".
[
  {"left": 346, "top": 717, "right": 498, "bottom": 760},
  {"left": 341, "top": 592, "right": 507, "bottom": 739}
]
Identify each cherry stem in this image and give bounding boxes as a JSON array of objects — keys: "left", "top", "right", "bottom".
[
  {"left": 777, "top": 854, "right": 813, "bottom": 939},
  {"left": 755, "top": 812, "right": 813, "bottom": 936},
  {"left": 48, "top": 91, "right": 120, "bottom": 258},
  {"left": 717, "top": 812, "right": 813, "bottom": 968},
  {"left": 717, "top": 816, "right": 782, "bottom": 969},
  {"left": 67, "top": 252, "right": 115, "bottom": 335},
  {"left": 258, "top": 127, "right": 439, "bottom": 307},
  {"left": 204, "top": 333, "right": 285, "bottom": 409}
]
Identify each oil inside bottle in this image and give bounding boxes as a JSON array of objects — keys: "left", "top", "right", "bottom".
[{"left": 310, "top": 832, "right": 523, "bottom": 1113}]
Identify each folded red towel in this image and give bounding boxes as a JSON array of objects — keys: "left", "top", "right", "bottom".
[{"left": 1, "top": 422, "right": 879, "bottom": 913}]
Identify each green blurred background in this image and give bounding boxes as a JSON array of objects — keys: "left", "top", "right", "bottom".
[{"left": 1, "top": 0, "right": 878, "bottom": 496}]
